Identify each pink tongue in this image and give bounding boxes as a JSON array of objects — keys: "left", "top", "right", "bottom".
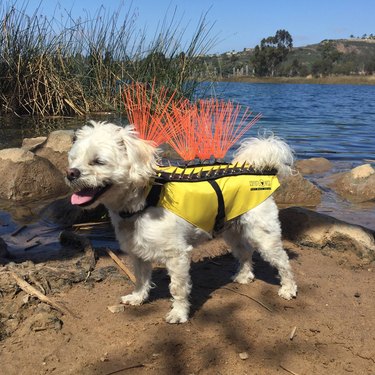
[{"left": 71, "top": 191, "right": 96, "bottom": 205}]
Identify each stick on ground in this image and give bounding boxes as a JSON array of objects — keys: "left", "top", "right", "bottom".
[
  {"left": 11, "top": 272, "right": 78, "bottom": 318},
  {"left": 280, "top": 364, "right": 300, "bottom": 375},
  {"left": 221, "top": 286, "right": 273, "bottom": 312},
  {"left": 289, "top": 326, "right": 297, "bottom": 340},
  {"left": 105, "top": 248, "right": 136, "bottom": 284}
]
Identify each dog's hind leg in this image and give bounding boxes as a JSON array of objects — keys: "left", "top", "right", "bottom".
[
  {"left": 224, "top": 230, "right": 255, "bottom": 284},
  {"left": 251, "top": 236, "right": 297, "bottom": 300},
  {"left": 241, "top": 226, "right": 297, "bottom": 299},
  {"left": 238, "top": 203, "right": 297, "bottom": 300},
  {"left": 165, "top": 252, "right": 192, "bottom": 324},
  {"left": 121, "top": 256, "right": 153, "bottom": 305}
]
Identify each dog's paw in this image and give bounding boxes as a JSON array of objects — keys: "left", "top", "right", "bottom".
[
  {"left": 165, "top": 308, "right": 188, "bottom": 324},
  {"left": 232, "top": 271, "right": 255, "bottom": 284},
  {"left": 121, "top": 292, "right": 146, "bottom": 306},
  {"left": 278, "top": 283, "right": 297, "bottom": 300}
]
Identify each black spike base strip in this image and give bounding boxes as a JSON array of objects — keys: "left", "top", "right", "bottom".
[{"left": 155, "top": 164, "right": 277, "bottom": 183}]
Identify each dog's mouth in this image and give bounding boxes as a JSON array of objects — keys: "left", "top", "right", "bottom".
[{"left": 71, "top": 184, "right": 111, "bottom": 207}]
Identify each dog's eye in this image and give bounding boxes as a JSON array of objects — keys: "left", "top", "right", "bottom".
[{"left": 90, "top": 157, "right": 106, "bottom": 166}]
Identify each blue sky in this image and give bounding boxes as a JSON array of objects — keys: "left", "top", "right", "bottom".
[{"left": 22, "top": 0, "right": 375, "bottom": 53}]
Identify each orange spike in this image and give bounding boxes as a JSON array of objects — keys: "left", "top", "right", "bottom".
[
  {"left": 164, "top": 100, "right": 199, "bottom": 160},
  {"left": 122, "top": 80, "right": 181, "bottom": 146},
  {"left": 192, "top": 99, "right": 262, "bottom": 159},
  {"left": 123, "top": 83, "right": 261, "bottom": 161}
]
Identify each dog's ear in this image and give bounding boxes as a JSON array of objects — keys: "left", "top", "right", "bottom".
[{"left": 120, "top": 126, "right": 157, "bottom": 186}]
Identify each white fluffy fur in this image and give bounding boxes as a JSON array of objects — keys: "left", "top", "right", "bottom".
[
  {"left": 233, "top": 133, "right": 294, "bottom": 178},
  {"left": 67, "top": 121, "right": 297, "bottom": 323}
]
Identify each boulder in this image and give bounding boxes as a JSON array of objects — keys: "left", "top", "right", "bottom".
[
  {"left": 0, "top": 148, "right": 69, "bottom": 201},
  {"left": 34, "top": 130, "right": 74, "bottom": 174},
  {"left": 295, "top": 157, "right": 333, "bottom": 175},
  {"left": 280, "top": 207, "right": 375, "bottom": 260},
  {"left": 21, "top": 136, "right": 47, "bottom": 152},
  {"left": 327, "top": 164, "right": 375, "bottom": 202},
  {"left": 274, "top": 173, "right": 322, "bottom": 207}
]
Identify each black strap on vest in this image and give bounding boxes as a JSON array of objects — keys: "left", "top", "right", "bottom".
[
  {"left": 208, "top": 180, "right": 226, "bottom": 232},
  {"left": 146, "top": 184, "right": 163, "bottom": 207}
]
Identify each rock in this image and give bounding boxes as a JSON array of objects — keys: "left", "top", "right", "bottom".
[
  {"left": 351, "top": 164, "right": 374, "bottom": 179},
  {"left": 295, "top": 157, "right": 333, "bottom": 175},
  {"left": 38, "top": 130, "right": 75, "bottom": 153},
  {"left": 0, "top": 148, "right": 69, "bottom": 201},
  {"left": 327, "top": 164, "right": 375, "bottom": 202},
  {"left": 22, "top": 136, "right": 47, "bottom": 152},
  {"left": 107, "top": 304, "right": 125, "bottom": 313},
  {"left": 0, "top": 148, "right": 34, "bottom": 162},
  {"left": 274, "top": 173, "right": 322, "bottom": 207},
  {"left": 22, "top": 294, "right": 31, "bottom": 305},
  {"left": 239, "top": 352, "right": 249, "bottom": 360},
  {"left": 280, "top": 207, "right": 375, "bottom": 260},
  {"left": 100, "top": 354, "right": 109, "bottom": 362},
  {"left": 34, "top": 130, "right": 74, "bottom": 174}
]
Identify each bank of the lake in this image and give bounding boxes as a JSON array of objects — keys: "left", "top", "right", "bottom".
[{"left": 218, "top": 75, "right": 375, "bottom": 85}]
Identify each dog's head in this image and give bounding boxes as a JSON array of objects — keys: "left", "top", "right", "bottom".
[{"left": 66, "top": 121, "right": 157, "bottom": 208}]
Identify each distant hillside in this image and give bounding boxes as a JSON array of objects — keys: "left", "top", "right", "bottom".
[{"left": 198, "top": 39, "right": 375, "bottom": 79}]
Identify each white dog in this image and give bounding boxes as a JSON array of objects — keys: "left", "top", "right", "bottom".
[{"left": 67, "top": 121, "right": 297, "bottom": 323}]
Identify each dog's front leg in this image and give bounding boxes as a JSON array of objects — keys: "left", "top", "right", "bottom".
[
  {"left": 121, "top": 256, "right": 152, "bottom": 305},
  {"left": 165, "top": 254, "right": 192, "bottom": 324}
]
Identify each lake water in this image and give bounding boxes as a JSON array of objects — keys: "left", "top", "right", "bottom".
[
  {"left": 1, "top": 82, "right": 375, "bottom": 164},
  {"left": 204, "top": 82, "right": 375, "bottom": 164}
]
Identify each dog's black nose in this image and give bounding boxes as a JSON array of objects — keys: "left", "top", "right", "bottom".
[{"left": 66, "top": 168, "right": 81, "bottom": 181}]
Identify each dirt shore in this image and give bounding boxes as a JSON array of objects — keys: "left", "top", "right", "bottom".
[
  {"left": 219, "top": 75, "right": 375, "bottom": 85},
  {"left": 1, "top": 237, "right": 374, "bottom": 375}
]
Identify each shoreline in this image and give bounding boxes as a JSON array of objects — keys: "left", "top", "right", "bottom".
[{"left": 215, "top": 75, "right": 375, "bottom": 85}]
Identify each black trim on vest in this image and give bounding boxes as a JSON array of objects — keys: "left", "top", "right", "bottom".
[
  {"left": 156, "top": 166, "right": 277, "bottom": 183},
  {"left": 208, "top": 180, "right": 226, "bottom": 232}
]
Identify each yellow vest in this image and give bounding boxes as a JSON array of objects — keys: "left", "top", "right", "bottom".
[{"left": 150, "top": 164, "right": 280, "bottom": 233}]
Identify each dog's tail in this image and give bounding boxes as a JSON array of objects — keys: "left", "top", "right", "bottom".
[{"left": 232, "top": 133, "right": 294, "bottom": 177}]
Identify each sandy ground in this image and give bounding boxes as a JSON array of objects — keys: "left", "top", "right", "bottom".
[{"left": 1, "top": 238, "right": 375, "bottom": 375}]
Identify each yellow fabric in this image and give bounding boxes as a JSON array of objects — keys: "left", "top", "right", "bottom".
[{"left": 154, "top": 165, "right": 280, "bottom": 233}]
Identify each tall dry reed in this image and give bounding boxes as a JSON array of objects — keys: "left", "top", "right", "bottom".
[{"left": 0, "top": 3, "right": 216, "bottom": 117}]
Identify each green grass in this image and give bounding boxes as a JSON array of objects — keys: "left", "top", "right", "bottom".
[{"left": 0, "top": 2, "right": 216, "bottom": 117}]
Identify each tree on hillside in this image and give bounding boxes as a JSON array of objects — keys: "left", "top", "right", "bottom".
[
  {"left": 311, "top": 41, "right": 342, "bottom": 76},
  {"left": 251, "top": 29, "right": 293, "bottom": 76}
]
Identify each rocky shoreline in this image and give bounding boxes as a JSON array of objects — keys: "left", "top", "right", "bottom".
[{"left": 0, "top": 129, "right": 374, "bottom": 264}]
